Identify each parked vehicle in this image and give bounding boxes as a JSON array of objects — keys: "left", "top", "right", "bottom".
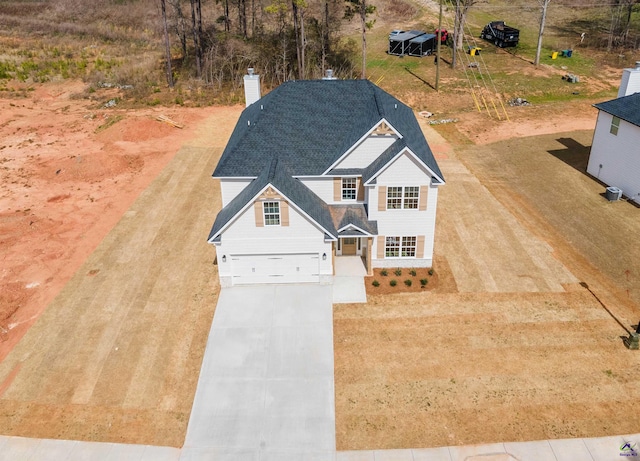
[
  {"left": 480, "top": 21, "right": 519, "bottom": 48},
  {"left": 435, "top": 28, "right": 448, "bottom": 44},
  {"left": 389, "top": 30, "right": 405, "bottom": 38}
]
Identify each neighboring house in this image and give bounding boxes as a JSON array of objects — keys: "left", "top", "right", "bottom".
[
  {"left": 207, "top": 71, "right": 445, "bottom": 286},
  {"left": 587, "top": 62, "right": 640, "bottom": 203}
]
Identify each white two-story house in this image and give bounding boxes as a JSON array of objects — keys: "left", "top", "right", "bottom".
[
  {"left": 207, "top": 75, "right": 445, "bottom": 286},
  {"left": 587, "top": 62, "right": 640, "bottom": 203}
]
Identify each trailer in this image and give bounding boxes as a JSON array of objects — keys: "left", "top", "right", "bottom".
[
  {"left": 408, "top": 33, "right": 437, "bottom": 57},
  {"left": 480, "top": 21, "right": 519, "bottom": 48},
  {"left": 388, "top": 30, "right": 426, "bottom": 56}
]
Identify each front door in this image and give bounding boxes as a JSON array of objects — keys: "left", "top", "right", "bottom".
[{"left": 342, "top": 238, "right": 357, "bottom": 255}]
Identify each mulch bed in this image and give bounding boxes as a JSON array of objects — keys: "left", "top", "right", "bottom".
[{"left": 365, "top": 267, "right": 439, "bottom": 295}]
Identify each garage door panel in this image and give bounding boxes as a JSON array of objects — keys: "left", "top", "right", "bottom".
[{"left": 231, "top": 253, "right": 319, "bottom": 285}]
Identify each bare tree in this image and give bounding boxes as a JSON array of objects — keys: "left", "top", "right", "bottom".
[
  {"left": 160, "top": 0, "right": 175, "bottom": 87},
  {"left": 453, "top": 0, "right": 483, "bottom": 51},
  {"left": 237, "top": 0, "right": 248, "bottom": 37},
  {"left": 169, "top": 0, "right": 188, "bottom": 58},
  {"left": 608, "top": 0, "right": 640, "bottom": 48},
  {"left": 292, "top": 0, "right": 307, "bottom": 78},
  {"left": 265, "top": 0, "right": 290, "bottom": 82},
  {"left": 535, "top": 0, "right": 551, "bottom": 67},
  {"left": 216, "top": 0, "right": 231, "bottom": 32},
  {"left": 190, "top": 0, "right": 203, "bottom": 77},
  {"left": 345, "top": 0, "right": 376, "bottom": 79}
]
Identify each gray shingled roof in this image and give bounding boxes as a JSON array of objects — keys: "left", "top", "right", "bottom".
[
  {"left": 335, "top": 205, "right": 378, "bottom": 235},
  {"left": 208, "top": 158, "right": 337, "bottom": 242},
  {"left": 594, "top": 92, "right": 640, "bottom": 127},
  {"left": 214, "top": 79, "right": 444, "bottom": 182}
]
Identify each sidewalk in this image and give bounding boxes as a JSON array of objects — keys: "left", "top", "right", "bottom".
[{"left": 1, "top": 432, "right": 638, "bottom": 460}]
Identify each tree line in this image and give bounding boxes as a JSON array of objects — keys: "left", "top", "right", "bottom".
[{"left": 158, "top": 0, "right": 377, "bottom": 89}]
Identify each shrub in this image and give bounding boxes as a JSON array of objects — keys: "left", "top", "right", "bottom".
[
  {"left": 390, "top": 279, "right": 397, "bottom": 287},
  {"left": 428, "top": 268, "right": 434, "bottom": 276},
  {"left": 380, "top": 269, "right": 388, "bottom": 276},
  {"left": 404, "top": 279, "right": 412, "bottom": 287},
  {"left": 372, "top": 280, "right": 380, "bottom": 287},
  {"left": 409, "top": 269, "right": 417, "bottom": 276},
  {"left": 394, "top": 268, "right": 402, "bottom": 276},
  {"left": 420, "top": 278, "right": 428, "bottom": 286}
]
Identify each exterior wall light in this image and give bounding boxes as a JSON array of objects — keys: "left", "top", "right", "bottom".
[
  {"left": 222, "top": 255, "right": 226, "bottom": 262},
  {"left": 322, "top": 253, "right": 327, "bottom": 260}
]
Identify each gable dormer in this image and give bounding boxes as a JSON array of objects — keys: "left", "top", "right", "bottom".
[{"left": 327, "top": 119, "right": 401, "bottom": 171}]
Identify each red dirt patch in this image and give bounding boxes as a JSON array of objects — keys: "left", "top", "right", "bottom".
[{"left": 0, "top": 79, "right": 236, "bottom": 362}]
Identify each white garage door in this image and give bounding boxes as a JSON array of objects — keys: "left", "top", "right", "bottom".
[{"left": 230, "top": 253, "right": 320, "bottom": 285}]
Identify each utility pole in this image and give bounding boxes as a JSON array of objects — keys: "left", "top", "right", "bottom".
[
  {"left": 452, "top": 0, "right": 458, "bottom": 69},
  {"left": 436, "top": 0, "right": 442, "bottom": 91},
  {"left": 535, "top": 0, "right": 550, "bottom": 67}
]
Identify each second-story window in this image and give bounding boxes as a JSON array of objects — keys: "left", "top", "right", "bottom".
[
  {"left": 342, "top": 178, "right": 357, "bottom": 200},
  {"left": 404, "top": 187, "right": 419, "bottom": 209},
  {"left": 263, "top": 201, "right": 280, "bottom": 225},
  {"left": 387, "top": 186, "right": 419, "bottom": 209},
  {"left": 610, "top": 116, "right": 620, "bottom": 136}
]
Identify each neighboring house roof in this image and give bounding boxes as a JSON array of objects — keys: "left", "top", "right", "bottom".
[
  {"left": 214, "top": 79, "right": 444, "bottom": 182},
  {"left": 208, "top": 158, "right": 338, "bottom": 242},
  {"left": 594, "top": 92, "right": 640, "bottom": 127}
]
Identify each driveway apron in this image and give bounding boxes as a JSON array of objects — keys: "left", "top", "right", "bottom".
[{"left": 182, "top": 285, "right": 335, "bottom": 461}]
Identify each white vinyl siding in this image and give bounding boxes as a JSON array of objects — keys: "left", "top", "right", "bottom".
[
  {"left": 215, "top": 200, "right": 334, "bottom": 285},
  {"left": 587, "top": 111, "right": 640, "bottom": 204},
  {"left": 333, "top": 135, "right": 398, "bottom": 169},
  {"left": 299, "top": 177, "right": 338, "bottom": 204},
  {"left": 220, "top": 179, "right": 253, "bottom": 206},
  {"left": 370, "top": 151, "right": 440, "bottom": 267}
]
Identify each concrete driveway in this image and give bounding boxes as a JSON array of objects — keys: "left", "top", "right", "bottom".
[{"left": 182, "top": 285, "right": 335, "bottom": 461}]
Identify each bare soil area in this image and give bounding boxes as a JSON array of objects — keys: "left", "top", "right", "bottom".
[
  {"left": 0, "top": 81, "right": 235, "bottom": 361},
  {"left": 0, "top": 80, "right": 242, "bottom": 445}
]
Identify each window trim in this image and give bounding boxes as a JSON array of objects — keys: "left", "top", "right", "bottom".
[
  {"left": 263, "top": 201, "right": 280, "bottom": 226},
  {"left": 385, "top": 235, "right": 417, "bottom": 258},
  {"left": 387, "top": 186, "right": 419, "bottom": 209},
  {"left": 610, "top": 116, "right": 620, "bottom": 136},
  {"left": 341, "top": 177, "right": 357, "bottom": 201},
  {"left": 385, "top": 236, "right": 400, "bottom": 257},
  {"left": 401, "top": 236, "right": 417, "bottom": 257}
]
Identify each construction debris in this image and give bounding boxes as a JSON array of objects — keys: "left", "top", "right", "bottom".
[
  {"left": 428, "top": 118, "right": 458, "bottom": 125},
  {"left": 562, "top": 73, "right": 580, "bottom": 83},
  {"left": 508, "top": 97, "right": 531, "bottom": 107},
  {"left": 156, "top": 115, "right": 184, "bottom": 129}
]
